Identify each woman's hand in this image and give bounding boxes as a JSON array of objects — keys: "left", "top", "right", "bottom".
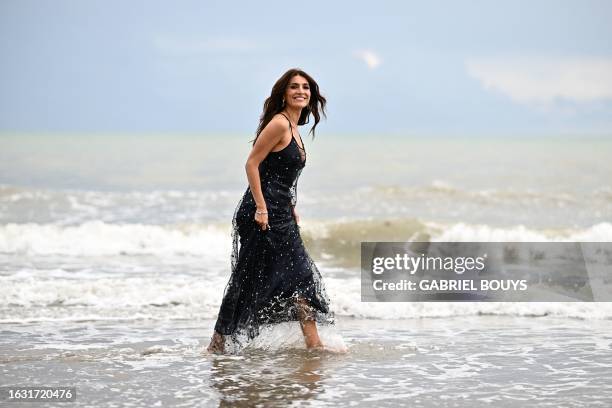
[
  {"left": 292, "top": 206, "right": 300, "bottom": 225},
  {"left": 254, "top": 208, "right": 269, "bottom": 230}
]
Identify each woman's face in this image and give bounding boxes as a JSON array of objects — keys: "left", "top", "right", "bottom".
[{"left": 284, "top": 75, "right": 311, "bottom": 110}]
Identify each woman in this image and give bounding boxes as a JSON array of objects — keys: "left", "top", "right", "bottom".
[{"left": 206, "top": 68, "right": 339, "bottom": 354}]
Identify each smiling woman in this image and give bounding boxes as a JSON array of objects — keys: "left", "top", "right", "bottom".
[{"left": 205, "top": 68, "right": 346, "bottom": 354}]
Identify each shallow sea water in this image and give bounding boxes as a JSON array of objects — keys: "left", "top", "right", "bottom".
[
  {"left": 2, "top": 135, "right": 612, "bottom": 406},
  {"left": 2, "top": 315, "right": 611, "bottom": 407}
]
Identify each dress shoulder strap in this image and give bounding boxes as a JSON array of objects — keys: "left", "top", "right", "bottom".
[{"left": 278, "top": 112, "right": 293, "bottom": 131}]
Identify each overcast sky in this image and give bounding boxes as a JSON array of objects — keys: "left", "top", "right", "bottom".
[{"left": 1, "top": 0, "right": 611, "bottom": 135}]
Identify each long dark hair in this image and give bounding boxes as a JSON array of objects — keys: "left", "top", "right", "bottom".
[{"left": 250, "top": 68, "right": 327, "bottom": 146}]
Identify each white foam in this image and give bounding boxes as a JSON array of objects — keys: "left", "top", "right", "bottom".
[
  {"left": 236, "top": 321, "right": 347, "bottom": 353},
  {"left": 0, "top": 274, "right": 228, "bottom": 315},
  {"left": 3, "top": 276, "right": 612, "bottom": 323},
  {"left": 428, "top": 221, "right": 612, "bottom": 242},
  {"left": 3, "top": 219, "right": 612, "bottom": 322},
  {"left": 0, "top": 221, "right": 231, "bottom": 257},
  {"left": 2, "top": 220, "right": 611, "bottom": 257},
  {"left": 325, "top": 277, "right": 612, "bottom": 320}
]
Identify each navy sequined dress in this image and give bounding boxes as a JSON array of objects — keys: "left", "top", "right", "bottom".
[{"left": 213, "top": 113, "right": 335, "bottom": 353}]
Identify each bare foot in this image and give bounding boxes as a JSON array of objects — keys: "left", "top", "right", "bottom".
[
  {"left": 204, "top": 345, "right": 222, "bottom": 355},
  {"left": 205, "top": 332, "right": 225, "bottom": 355}
]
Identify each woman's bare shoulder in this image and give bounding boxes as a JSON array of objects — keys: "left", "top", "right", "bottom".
[
  {"left": 262, "top": 114, "right": 288, "bottom": 134},
  {"left": 270, "top": 113, "right": 289, "bottom": 126},
  {"left": 256, "top": 115, "right": 287, "bottom": 147}
]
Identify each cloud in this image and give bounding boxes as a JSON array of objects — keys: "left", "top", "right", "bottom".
[
  {"left": 353, "top": 49, "right": 382, "bottom": 69},
  {"left": 465, "top": 56, "right": 612, "bottom": 105},
  {"left": 153, "top": 35, "right": 257, "bottom": 55}
]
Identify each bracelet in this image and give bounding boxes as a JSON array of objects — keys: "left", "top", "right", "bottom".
[{"left": 256, "top": 210, "right": 268, "bottom": 214}]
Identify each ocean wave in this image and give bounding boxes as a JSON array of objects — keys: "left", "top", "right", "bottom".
[
  {"left": 0, "top": 220, "right": 231, "bottom": 257},
  {"left": 2, "top": 183, "right": 611, "bottom": 228},
  {"left": 1, "top": 220, "right": 611, "bottom": 258},
  {"left": 2, "top": 272, "right": 611, "bottom": 322},
  {"left": 366, "top": 181, "right": 608, "bottom": 205}
]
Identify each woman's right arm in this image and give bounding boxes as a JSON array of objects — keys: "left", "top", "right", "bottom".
[{"left": 245, "top": 118, "right": 285, "bottom": 226}]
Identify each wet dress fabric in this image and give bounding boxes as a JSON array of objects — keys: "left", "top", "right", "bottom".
[{"left": 213, "top": 113, "right": 335, "bottom": 353}]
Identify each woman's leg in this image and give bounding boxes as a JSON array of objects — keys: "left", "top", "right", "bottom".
[
  {"left": 206, "top": 330, "right": 225, "bottom": 354},
  {"left": 295, "top": 296, "right": 323, "bottom": 349}
]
